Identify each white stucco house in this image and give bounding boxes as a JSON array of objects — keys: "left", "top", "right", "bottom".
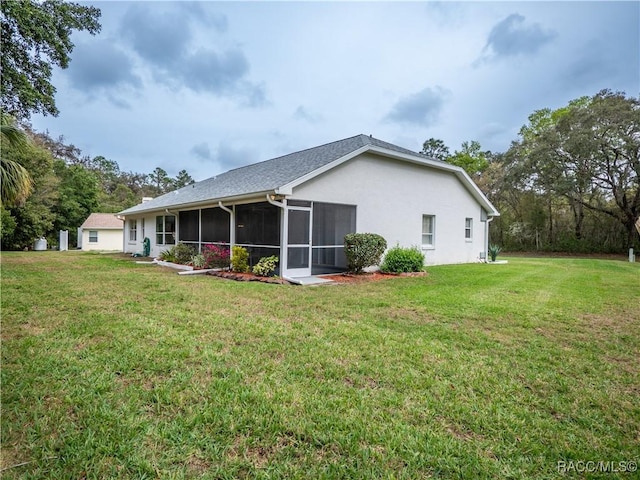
[
  {"left": 119, "top": 135, "right": 499, "bottom": 278},
  {"left": 79, "top": 213, "right": 124, "bottom": 251}
]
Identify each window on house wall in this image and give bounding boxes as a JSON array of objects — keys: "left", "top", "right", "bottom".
[
  {"left": 422, "top": 215, "right": 435, "bottom": 248},
  {"left": 129, "top": 219, "right": 137, "bottom": 242},
  {"left": 156, "top": 215, "right": 176, "bottom": 245},
  {"left": 465, "top": 218, "right": 473, "bottom": 240},
  {"left": 89, "top": 230, "right": 98, "bottom": 243}
]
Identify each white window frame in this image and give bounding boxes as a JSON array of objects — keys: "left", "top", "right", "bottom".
[
  {"left": 422, "top": 215, "right": 435, "bottom": 249},
  {"left": 129, "top": 219, "right": 137, "bottom": 242},
  {"left": 156, "top": 215, "right": 176, "bottom": 245},
  {"left": 89, "top": 230, "right": 98, "bottom": 243},
  {"left": 465, "top": 218, "right": 473, "bottom": 241}
]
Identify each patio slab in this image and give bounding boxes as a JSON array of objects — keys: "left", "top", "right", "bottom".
[{"left": 288, "top": 275, "right": 335, "bottom": 286}]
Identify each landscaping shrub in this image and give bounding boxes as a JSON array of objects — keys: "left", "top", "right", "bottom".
[
  {"left": 190, "top": 253, "right": 206, "bottom": 269},
  {"left": 231, "top": 246, "right": 249, "bottom": 272},
  {"left": 173, "top": 242, "right": 196, "bottom": 265},
  {"left": 158, "top": 246, "right": 177, "bottom": 262},
  {"left": 344, "top": 233, "right": 387, "bottom": 273},
  {"left": 202, "top": 244, "right": 231, "bottom": 269},
  {"left": 381, "top": 245, "right": 424, "bottom": 273},
  {"left": 252, "top": 255, "right": 278, "bottom": 277},
  {"left": 488, "top": 244, "right": 502, "bottom": 262}
]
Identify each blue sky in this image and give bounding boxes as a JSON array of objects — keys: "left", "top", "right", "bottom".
[{"left": 31, "top": 1, "right": 639, "bottom": 182}]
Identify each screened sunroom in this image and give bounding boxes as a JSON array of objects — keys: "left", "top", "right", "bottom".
[{"left": 169, "top": 200, "right": 356, "bottom": 277}]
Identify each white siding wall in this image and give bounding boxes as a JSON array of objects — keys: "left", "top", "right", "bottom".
[
  {"left": 123, "top": 214, "right": 163, "bottom": 257},
  {"left": 81, "top": 229, "right": 123, "bottom": 251},
  {"left": 290, "top": 152, "right": 487, "bottom": 265}
]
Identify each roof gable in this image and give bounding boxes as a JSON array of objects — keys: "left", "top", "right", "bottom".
[{"left": 81, "top": 213, "right": 123, "bottom": 229}]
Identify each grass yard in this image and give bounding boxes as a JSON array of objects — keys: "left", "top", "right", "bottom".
[{"left": 1, "top": 252, "right": 639, "bottom": 479}]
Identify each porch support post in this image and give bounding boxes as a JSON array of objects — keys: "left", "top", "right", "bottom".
[
  {"left": 281, "top": 202, "right": 288, "bottom": 274},
  {"left": 198, "top": 209, "right": 202, "bottom": 252},
  {"left": 266, "top": 194, "right": 287, "bottom": 275}
]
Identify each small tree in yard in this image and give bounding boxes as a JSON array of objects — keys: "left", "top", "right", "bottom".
[{"left": 344, "top": 233, "right": 387, "bottom": 273}]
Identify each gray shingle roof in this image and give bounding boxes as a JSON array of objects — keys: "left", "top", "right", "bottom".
[{"left": 119, "top": 134, "right": 427, "bottom": 215}]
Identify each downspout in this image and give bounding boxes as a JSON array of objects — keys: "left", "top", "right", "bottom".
[
  {"left": 218, "top": 201, "right": 232, "bottom": 215},
  {"left": 265, "top": 194, "right": 293, "bottom": 282},
  {"left": 218, "top": 202, "right": 235, "bottom": 255},
  {"left": 265, "top": 193, "right": 285, "bottom": 209}
]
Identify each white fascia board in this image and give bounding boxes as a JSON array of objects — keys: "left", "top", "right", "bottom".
[
  {"left": 275, "top": 144, "right": 500, "bottom": 216},
  {"left": 118, "top": 191, "right": 275, "bottom": 217},
  {"left": 454, "top": 169, "right": 500, "bottom": 217}
]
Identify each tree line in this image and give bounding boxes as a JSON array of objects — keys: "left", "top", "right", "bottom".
[
  {"left": 423, "top": 89, "right": 640, "bottom": 253},
  {"left": 0, "top": 120, "right": 194, "bottom": 250}
]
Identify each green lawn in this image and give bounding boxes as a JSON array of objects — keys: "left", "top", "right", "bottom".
[{"left": 1, "top": 252, "right": 639, "bottom": 479}]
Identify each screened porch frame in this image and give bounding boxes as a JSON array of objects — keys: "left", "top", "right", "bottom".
[{"left": 172, "top": 198, "right": 356, "bottom": 276}]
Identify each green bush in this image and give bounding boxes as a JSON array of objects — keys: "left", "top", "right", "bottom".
[
  {"left": 488, "top": 244, "right": 502, "bottom": 262},
  {"left": 381, "top": 245, "right": 424, "bottom": 273},
  {"left": 191, "top": 253, "right": 206, "bottom": 269},
  {"left": 174, "top": 242, "right": 196, "bottom": 264},
  {"left": 231, "top": 246, "right": 249, "bottom": 272},
  {"left": 344, "top": 233, "right": 387, "bottom": 273},
  {"left": 158, "top": 246, "right": 177, "bottom": 262},
  {"left": 252, "top": 255, "right": 278, "bottom": 277}
]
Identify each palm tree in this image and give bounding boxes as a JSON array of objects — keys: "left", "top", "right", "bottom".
[{"left": 1, "top": 113, "right": 33, "bottom": 205}]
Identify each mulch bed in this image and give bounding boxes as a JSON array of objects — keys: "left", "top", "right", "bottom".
[
  {"left": 206, "top": 270, "right": 427, "bottom": 285},
  {"left": 322, "top": 271, "right": 427, "bottom": 284},
  {"left": 206, "top": 270, "right": 289, "bottom": 284}
]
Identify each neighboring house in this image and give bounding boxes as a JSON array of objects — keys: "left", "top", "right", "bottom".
[
  {"left": 79, "top": 213, "right": 124, "bottom": 251},
  {"left": 119, "top": 135, "right": 499, "bottom": 278}
]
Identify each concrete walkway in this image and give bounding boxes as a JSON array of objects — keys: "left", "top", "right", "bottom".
[{"left": 288, "top": 275, "right": 335, "bottom": 286}]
